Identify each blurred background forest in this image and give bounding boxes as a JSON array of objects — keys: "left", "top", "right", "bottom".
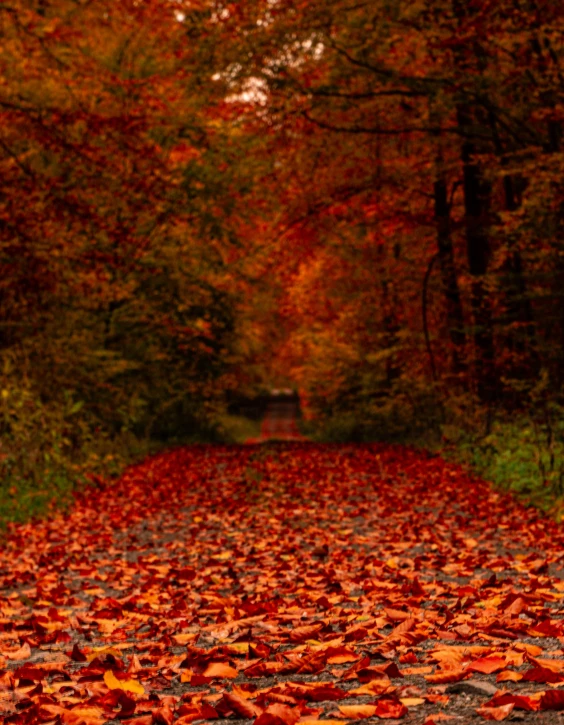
[{"left": 1, "top": 0, "right": 564, "bottom": 523}]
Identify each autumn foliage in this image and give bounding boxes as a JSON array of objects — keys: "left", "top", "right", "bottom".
[
  {"left": 1, "top": 0, "right": 564, "bottom": 486},
  {"left": 4, "top": 443, "right": 564, "bottom": 723}
]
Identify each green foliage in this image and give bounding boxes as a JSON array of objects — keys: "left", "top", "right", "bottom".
[
  {"left": 441, "top": 400, "right": 564, "bottom": 517},
  {"left": 305, "top": 374, "right": 444, "bottom": 445},
  {"left": 0, "top": 340, "right": 236, "bottom": 530},
  {"left": 307, "top": 368, "right": 564, "bottom": 517},
  {"left": 217, "top": 414, "right": 262, "bottom": 444}
]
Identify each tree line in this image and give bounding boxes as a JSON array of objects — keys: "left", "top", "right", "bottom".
[{"left": 1, "top": 0, "right": 563, "bottom": 509}]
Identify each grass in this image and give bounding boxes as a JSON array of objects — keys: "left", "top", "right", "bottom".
[
  {"left": 440, "top": 417, "right": 564, "bottom": 518},
  {"left": 216, "top": 413, "right": 262, "bottom": 443},
  {"left": 0, "top": 415, "right": 264, "bottom": 534}
]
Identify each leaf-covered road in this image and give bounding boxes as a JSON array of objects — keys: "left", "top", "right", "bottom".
[{"left": 2, "top": 444, "right": 564, "bottom": 724}]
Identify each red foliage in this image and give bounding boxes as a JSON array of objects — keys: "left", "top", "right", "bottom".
[{"left": 3, "top": 443, "right": 564, "bottom": 723}]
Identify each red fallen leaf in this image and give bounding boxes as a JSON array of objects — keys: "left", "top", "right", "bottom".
[
  {"left": 177, "top": 703, "right": 219, "bottom": 722},
  {"left": 357, "top": 663, "right": 402, "bottom": 682},
  {"left": 341, "top": 655, "right": 372, "bottom": 679},
  {"left": 127, "top": 654, "right": 143, "bottom": 674},
  {"left": 522, "top": 666, "right": 564, "bottom": 683},
  {"left": 287, "top": 684, "right": 348, "bottom": 702},
  {"left": 264, "top": 703, "right": 300, "bottom": 725},
  {"left": 120, "top": 717, "right": 152, "bottom": 725},
  {"left": 245, "top": 662, "right": 287, "bottom": 677},
  {"left": 265, "top": 692, "right": 299, "bottom": 706},
  {"left": 62, "top": 706, "right": 106, "bottom": 725},
  {"left": 152, "top": 705, "right": 174, "bottom": 725},
  {"left": 115, "top": 692, "right": 137, "bottom": 718},
  {"left": 297, "top": 650, "right": 327, "bottom": 674},
  {"left": 190, "top": 674, "right": 211, "bottom": 685},
  {"left": 467, "top": 657, "right": 506, "bottom": 675},
  {"left": 528, "top": 620, "right": 563, "bottom": 637},
  {"left": 344, "top": 627, "right": 368, "bottom": 643},
  {"left": 13, "top": 666, "right": 45, "bottom": 682},
  {"left": 483, "top": 693, "right": 540, "bottom": 712},
  {"left": 222, "top": 693, "right": 263, "bottom": 718},
  {"left": 475, "top": 704, "right": 514, "bottom": 721},
  {"left": 504, "top": 596, "right": 527, "bottom": 616},
  {"left": 249, "top": 643, "right": 272, "bottom": 659},
  {"left": 289, "top": 623, "right": 323, "bottom": 642},
  {"left": 374, "top": 697, "right": 408, "bottom": 719},
  {"left": 175, "top": 568, "right": 196, "bottom": 581},
  {"left": 69, "top": 644, "right": 88, "bottom": 662},
  {"left": 539, "top": 690, "right": 564, "bottom": 710},
  {"left": 254, "top": 714, "right": 286, "bottom": 725},
  {"left": 410, "top": 577, "right": 427, "bottom": 598}
]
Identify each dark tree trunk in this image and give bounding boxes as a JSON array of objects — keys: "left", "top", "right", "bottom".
[
  {"left": 457, "top": 105, "right": 497, "bottom": 402},
  {"left": 434, "top": 169, "right": 467, "bottom": 377},
  {"left": 487, "top": 111, "right": 538, "bottom": 386}
]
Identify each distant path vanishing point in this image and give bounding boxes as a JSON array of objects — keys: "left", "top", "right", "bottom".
[{"left": 253, "top": 394, "right": 304, "bottom": 442}]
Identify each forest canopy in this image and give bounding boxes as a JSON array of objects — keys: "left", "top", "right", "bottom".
[{"left": 1, "top": 0, "right": 564, "bottom": 517}]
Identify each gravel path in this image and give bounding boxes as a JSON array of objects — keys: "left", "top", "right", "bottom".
[{"left": 2, "top": 442, "right": 564, "bottom": 724}]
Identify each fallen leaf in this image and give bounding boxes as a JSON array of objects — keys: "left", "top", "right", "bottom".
[
  {"left": 103, "top": 670, "right": 145, "bottom": 695},
  {"left": 475, "top": 704, "right": 514, "bottom": 721},
  {"left": 337, "top": 705, "right": 377, "bottom": 719},
  {"left": 203, "top": 662, "right": 239, "bottom": 679}
]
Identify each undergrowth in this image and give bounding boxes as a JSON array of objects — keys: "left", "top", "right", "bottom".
[
  {"left": 303, "top": 376, "right": 564, "bottom": 519},
  {"left": 0, "top": 387, "right": 251, "bottom": 533}
]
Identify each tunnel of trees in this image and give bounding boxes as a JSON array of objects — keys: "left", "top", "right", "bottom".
[{"left": 1, "top": 0, "right": 564, "bottom": 513}]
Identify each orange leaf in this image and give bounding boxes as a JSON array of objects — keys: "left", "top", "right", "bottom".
[
  {"left": 203, "top": 662, "right": 239, "bottom": 679},
  {"left": 425, "top": 668, "right": 467, "bottom": 684},
  {"left": 289, "top": 624, "right": 324, "bottom": 642},
  {"left": 475, "top": 704, "right": 514, "bottom": 721},
  {"left": 337, "top": 705, "right": 377, "bottom": 720},
  {"left": 103, "top": 670, "right": 144, "bottom": 695},
  {"left": 223, "top": 693, "right": 263, "bottom": 719},
  {"left": 467, "top": 657, "right": 506, "bottom": 675},
  {"left": 401, "top": 666, "right": 433, "bottom": 676},
  {"left": 6, "top": 643, "right": 31, "bottom": 661},
  {"left": 265, "top": 703, "right": 300, "bottom": 725},
  {"left": 496, "top": 670, "right": 522, "bottom": 682}
]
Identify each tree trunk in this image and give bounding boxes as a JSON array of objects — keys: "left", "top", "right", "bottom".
[
  {"left": 457, "top": 105, "right": 497, "bottom": 402},
  {"left": 434, "top": 166, "right": 467, "bottom": 377},
  {"left": 487, "top": 111, "right": 538, "bottom": 387}
]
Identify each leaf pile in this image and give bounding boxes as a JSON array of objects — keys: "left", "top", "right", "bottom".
[{"left": 2, "top": 443, "right": 564, "bottom": 724}]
